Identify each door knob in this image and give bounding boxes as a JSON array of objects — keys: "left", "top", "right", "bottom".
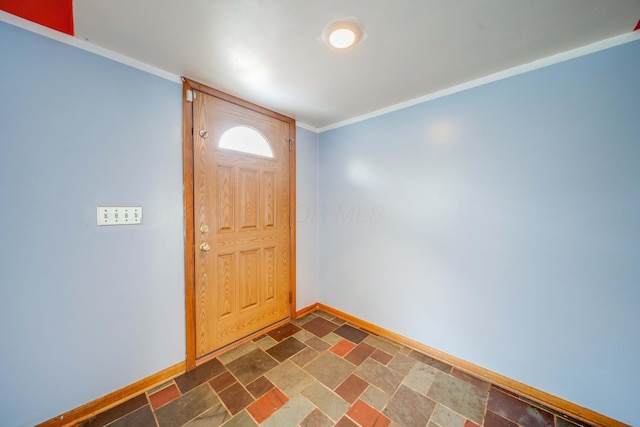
[{"left": 199, "top": 242, "right": 211, "bottom": 252}]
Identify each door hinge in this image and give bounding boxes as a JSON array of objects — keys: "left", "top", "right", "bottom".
[
  {"left": 186, "top": 89, "right": 195, "bottom": 102},
  {"left": 289, "top": 292, "right": 292, "bottom": 303},
  {"left": 288, "top": 138, "right": 293, "bottom": 151}
]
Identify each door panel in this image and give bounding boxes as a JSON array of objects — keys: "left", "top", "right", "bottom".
[{"left": 193, "top": 90, "right": 291, "bottom": 357}]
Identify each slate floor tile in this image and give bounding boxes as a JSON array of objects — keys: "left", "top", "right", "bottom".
[
  {"left": 217, "top": 341, "right": 257, "bottom": 365},
  {"left": 302, "top": 380, "right": 351, "bottom": 421},
  {"left": 225, "top": 348, "right": 278, "bottom": 385},
  {"left": 183, "top": 403, "right": 230, "bottom": 427},
  {"left": 221, "top": 410, "right": 257, "bottom": 427},
  {"left": 370, "top": 349, "right": 394, "bottom": 365},
  {"left": 291, "top": 346, "right": 319, "bottom": 367},
  {"left": 451, "top": 368, "right": 491, "bottom": 393},
  {"left": 347, "top": 399, "right": 391, "bottom": 427},
  {"left": 344, "top": 341, "right": 377, "bottom": 366},
  {"left": 155, "top": 383, "right": 219, "bottom": 427},
  {"left": 336, "top": 416, "right": 359, "bottom": 427},
  {"left": 208, "top": 371, "right": 236, "bottom": 393},
  {"left": 266, "top": 336, "right": 307, "bottom": 362},
  {"left": 487, "top": 387, "right": 554, "bottom": 427},
  {"left": 84, "top": 310, "right": 597, "bottom": 427},
  {"left": 484, "top": 410, "right": 519, "bottom": 427},
  {"left": 294, "top": 313, "right": 317, "bottom": 326},
  {"left": 431, "top": 404, "right": 466, "bottom": 427},
  {"left": 293, "top": 328, "right": 315, "bottom": 342},
  {"left": 246, "top": 375, "right": 275, "bottom": 399},
  {"left": 175, "top": 358, "right": 226, "bottom": 393},
  {"left": 254, "top": 334, "right": 278, "bottom": 351},
  {"left": 388, "top": 353, "right": 417, "bottom": 376},
  {"left": 427, "top": 372, "right": 488, "bottom": 424},
  {"left": 80, "top": 393, "right": 149, "bottom": 427},
  {"left": 260, "top": 395, "right": 315, "bottom": 427},
  {"left": 364, "top": 335, "right": 402, "bottom": 355},
  {"left": 107, "top": 405, "right": 157, "bottom": 427},
  {"left": 361, "top": 385, "right": 391, "bottom": 411},
  {"left": 267, "top": 322, "right": 301, "bottom": 342},
  {"left": 354, "top": 358, "right": 403, "bottom": 395},
  {"left": 321, "top": 332, "right": 344, "bottom": 346},
  {"left": 246, "top": 387, "right": 288, "bottom": 423},
  {"left": 304, "top": 351, "right": 356, "bottom": 389},
  {"left": 334, "top": 324, "right": 370, "bottom": 343},
  {"left": 306, "top": 336, "right": 331, "bottom": 352},
  {"left": 409, "top": 350, "right": 453, "bottom": 374},
  {"left": 335, "top": 374, "right": 369, "bottom": 403},
  {"left": 299, "top": 408, "right": 335, "bottom": 427},
  {"left": 383, "top": 385, "right": 436, "bottom": 427},
  {"left": 330, "top": 339, "right": 357, "bottom": 357},
  {"left": 302, "top": 316, "right": 340, "bottom": 337},
  {"left": 403, "top": 361, "right": 438, "bottom": 394},
  {"left": 148, "top": 383, "right": 181, "bottom": 410},
  {"left": 217, "top": 382, "right": 254, "bottom": 415},
  {"left": 265, "top": 359, "right": 315, "bottom": 397}
]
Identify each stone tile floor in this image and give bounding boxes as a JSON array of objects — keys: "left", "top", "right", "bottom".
[{"left": 80, "top": 311, "right": 593, "bottom": 427}]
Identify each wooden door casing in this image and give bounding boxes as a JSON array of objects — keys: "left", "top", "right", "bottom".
[{"left": 183, "top": 79, "right": 296, "bottom": 366}]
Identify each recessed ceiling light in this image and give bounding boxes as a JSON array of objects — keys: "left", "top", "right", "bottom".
[
  {"left": 329, "top": 28, "right": 356, "bottom": 49},
  {"left": 321, "top": 17, "right": 365, "bottom": 51}
]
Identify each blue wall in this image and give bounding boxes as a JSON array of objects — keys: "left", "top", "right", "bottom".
[
  {"left": 2, "top": 15, "right": 639, "bottom": 427},
  {"left": 318, "top": 40, "right": 640, "bottom": 424},
  {"left": 0, "top": 22, "right": 185, "bottom": 426},
  {"left": 295, "top": 128, "right": 320, "bottom": 308},
  {"left": 0, "top": 20, "right": 320, "bottom": 426}
]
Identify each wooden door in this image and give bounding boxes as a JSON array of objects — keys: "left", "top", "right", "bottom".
[{"left": 190, "top": 87, "right": 294, "bottom": 358}]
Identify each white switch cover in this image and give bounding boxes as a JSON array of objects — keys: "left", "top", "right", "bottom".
[{"left": 97, "top": 206, "right": 142, "bottom": 226}]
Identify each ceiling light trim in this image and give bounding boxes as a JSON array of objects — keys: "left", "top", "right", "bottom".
[{"left": 321, "top": 16, "right": 366, "bottom": 51}]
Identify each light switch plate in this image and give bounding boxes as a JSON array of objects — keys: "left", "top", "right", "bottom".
[{"left": 97, "top": 206, "right": 142, "bottom": 226}]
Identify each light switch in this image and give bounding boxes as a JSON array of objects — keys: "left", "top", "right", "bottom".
[{"left": 97, "top": 206, "right": 142, "bottom": 226}]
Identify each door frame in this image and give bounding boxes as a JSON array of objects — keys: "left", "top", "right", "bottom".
[{"left": 182, "top": 78, "right": 296, "bottom": 370}]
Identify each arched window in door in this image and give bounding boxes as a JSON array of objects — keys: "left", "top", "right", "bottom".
[{"left": 219, "top": 126, "right": 274, "bottom": 158}]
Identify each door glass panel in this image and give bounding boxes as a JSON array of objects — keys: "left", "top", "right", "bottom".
[{"left": 219, "top": 126, "right": 274, "bottom": 158}]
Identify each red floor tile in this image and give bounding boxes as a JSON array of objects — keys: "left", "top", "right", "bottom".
[
  {"left": 246, "top": 387, "right": 288, "bottom": 423},
  {"left": 344, "top": 342, "right": 377, "bottom": 366},
  {"left": 336, "top": 416, "right": 360, "bottom": 427},
  {"left": 208, "top": 371, "right": 236, "bottom": 393},
  {"left": 370, "top": 349, "right": 393, "bottom": 365},
  {"left": 148, "top": 384, "right": 181, "bottom": 410},
  {"left": 330, "top": 339, "right": 357, "bottom": 357},
  {"left": 217, "top": 382, "right": 255, "bottom": 415},
  {"left": 335, "top": 374, "right": 369, "bottom": 403},
  {"left": 347, "top": 399, "right": 391, "bottom": 427}
]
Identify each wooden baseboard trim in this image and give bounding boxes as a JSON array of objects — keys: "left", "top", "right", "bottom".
[
  {"left": 316, "top": 303, "right": 628, "bottom": 427},
  {"left": 36, "top": 361, "right": 186, "bottom": 427},
  {"left": 296, "top": 302, "right": 319, "bottom": 318},
  {"left": 35, "top": 304, "right": 627, "bottom": 427}
]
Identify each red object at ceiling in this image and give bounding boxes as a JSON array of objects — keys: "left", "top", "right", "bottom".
[{"left": 0, "top": 0, "right": 74, "bottom": 35}]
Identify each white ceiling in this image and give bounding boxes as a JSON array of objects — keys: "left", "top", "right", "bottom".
[{"left": 72, "top": 0, "right": 640, "bottom": 129}]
